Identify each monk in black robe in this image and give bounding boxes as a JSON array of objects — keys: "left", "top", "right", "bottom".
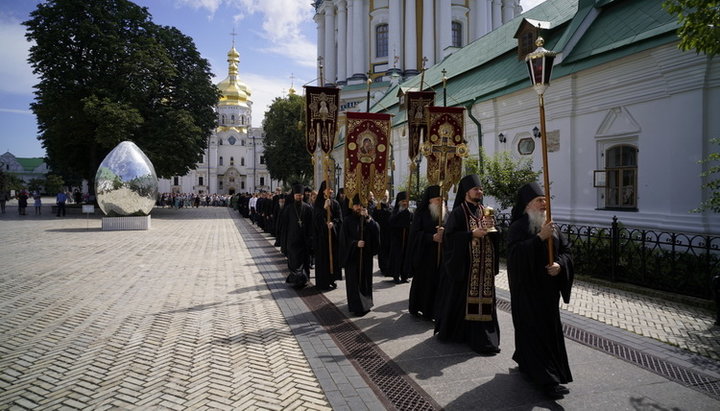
[
  {"left": 388, "top": 191, "right": 413, "bottom": 284},
  {"left": 372, "top": 191, "right": 392, "bottom": 277},
  {"left": 282, "top": 184, "right": 313, "bottom": 288},
  {"left": 408, "top": 185, "right": 445, "bottom": 320},
  {"left": 313, "top": 181, "right": 343, "bottom": 290},
  {"left": 340, "top": 195, "right": 380, "bottom": 316},
  {"left": 434, "top": 174, "right": 501, "bottom": 355},
  {"left": 507, "top": 182, "right": 574, "bottom": 399},
  {"left": 272, "top": 193, "right": 286, "bottom": 247}
]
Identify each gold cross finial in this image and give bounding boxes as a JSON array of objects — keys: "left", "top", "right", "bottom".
[{"left": 230, "top": 27, "right": 237, "bottom": 47}]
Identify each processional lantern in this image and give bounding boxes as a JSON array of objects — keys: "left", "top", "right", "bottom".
[{"left": 525, "top": 37, "right": 557, "bottom": 266}]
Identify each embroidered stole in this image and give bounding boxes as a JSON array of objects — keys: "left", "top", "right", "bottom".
[{"left": 463, "top": 202, "right": 496, "bottom": 321}]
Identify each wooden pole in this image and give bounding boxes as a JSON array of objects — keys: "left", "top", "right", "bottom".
[
  {"left": 538, "top": 94, "right": 554, "bottom": 266},
  {"left": 324, "top": 154, "right": 334, "bottom": 275}
]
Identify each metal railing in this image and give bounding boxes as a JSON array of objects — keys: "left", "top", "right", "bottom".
[{"left": 495, "top": 214, "right": 720, "bottom": 301}]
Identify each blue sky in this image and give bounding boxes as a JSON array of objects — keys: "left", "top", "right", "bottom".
[{"left": 0, "top": 0, "right": 544, "bottom": 158}]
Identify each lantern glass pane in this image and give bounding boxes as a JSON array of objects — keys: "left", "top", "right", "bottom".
[{"left": 531, "top": 58, "right": 544, "bottom": 85}]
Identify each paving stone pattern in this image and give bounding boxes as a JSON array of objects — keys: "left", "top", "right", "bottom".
[
  {"left": 495, "top": 271, "right": 720, "bottom": 361},
  {"left": 0, "top": 208, "right": 331, "bottom": 410}
]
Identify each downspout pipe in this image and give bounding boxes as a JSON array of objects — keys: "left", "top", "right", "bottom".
[{"left": 465, "top": 103, "right": 483, "bottom": 174}]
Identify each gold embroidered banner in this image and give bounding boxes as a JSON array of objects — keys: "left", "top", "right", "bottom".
[
  {"left": 421, "top": 106, "right": 469, "bottom": 196},
  {"left": 344, "top": 112, "right": 391, "bottom": 206},
  {"left": 406, "top": 91, "right": 434, "bottom": 160},
  {"left": 305, "top": 86, "right": 340, "bottom": 154}
]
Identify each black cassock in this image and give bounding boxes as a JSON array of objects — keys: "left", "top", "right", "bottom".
[
  {"left": 388, "top": 208, "right": 413, "bottom": 281},
  {"left": 340, "top": 212, "right": 380, "bottom": 315},
  {"left": 372, "top": 203, "right": 392, "bottom": 276},
  {"left": 434, "top": 201, "right": 501, "bottom": 354},
  {"left": 282, "top": 200, "right": 313, "bottom": 287},
  {"left": 313, "top": 198, "right": 343, "bottom": 289},
  {"left": 507, "top": 214, "right": 574, "bottom": 386},
  {"left": 408, "top": 207, "right": 443, "bottom": 319}
]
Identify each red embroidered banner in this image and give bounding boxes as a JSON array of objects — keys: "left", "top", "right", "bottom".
[
  {"left": 421, "top": 106, "right": 469, "bottom": 196},
  {"left": 305, "top": 86, "right": 340, "bottom": 154},
  {"left": 406, "top": 91, "right": 435, "bottom": 160},
  {"left": 344, "top": 112, "right": 392, "bottom": 206}
]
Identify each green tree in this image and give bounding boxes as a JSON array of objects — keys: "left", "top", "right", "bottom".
[
  {"left": 466, "top": 151, "right": 542, "bottom": 211},
  {"left": 24, "top": 0, "right": 219, "bottom": 189},
  {"left": 693, "top": 138, "right": 720, "bottom": 213},
  {"left": 663, "top": 0, "right": 720, "bottom": 57},
  {"left": 44, "top": 174, "right": 65, "bottom": 196},
  {"left": 28, "top": 178, "right": 44, "bottom": 193},
  {"left": 262, "top": 94, "right": 312, "bottom": 185}
]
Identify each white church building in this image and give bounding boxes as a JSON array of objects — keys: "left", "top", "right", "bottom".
[
  {"left": 157, "top": 45, "right": 277, "bottom": 195},
  {"left": 365, "top": 0, "right": 719, "bottom": 234}
]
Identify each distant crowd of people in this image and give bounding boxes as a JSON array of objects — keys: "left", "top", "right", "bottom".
[
  {"left": 0, "top": 188, "right": 92, "bottom": 217},
  {"left": 233, "top": 176, "right": 575, "bottom": 400},
  {"left": 156, "top": 192, "right": 233, "bottom": 208}
]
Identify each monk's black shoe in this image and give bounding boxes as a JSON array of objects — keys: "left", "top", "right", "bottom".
[
  {"left": 543, "top": 384, "right": 567, "bottom": 400},
  {"left": 354, "top": 310, "right": 370, "bottom": 317},
  {"left": 329, "top": 282, "right": 337, "bottom": 289}
]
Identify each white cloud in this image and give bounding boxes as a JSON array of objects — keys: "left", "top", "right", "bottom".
[
  {"left": 0, "top": 17, "right": 38, "bottom": 96},
  {"left": 177, "top": 0, "right": 316, "bottom": 66},
  {"left": 0, "top": 108, "right": 33, "bottom": 115}
]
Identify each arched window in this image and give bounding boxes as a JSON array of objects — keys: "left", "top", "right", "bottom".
[
  {"left": 219, "top": 156, "right": 224, "bottom": 166},
  {"left": 605, "top": 145, "right": 637, "bottom": 209},
  {"left": 376, "top": 24, "right": 388, "bottom": 58},
  {"left": 221, "top": 114, "right": 226, "bottom": 125},
  {"left": 231, "top": 114, "right": 235, "bottom": 124},
  {"left": 452, "top": 22, "right": 462, "bottom": 48},
  {"left": 230, "top": 156, "right": 234, "bottom": 165},
  {"left": 241, "top": 157, "right": 245, "bottom": 166}
]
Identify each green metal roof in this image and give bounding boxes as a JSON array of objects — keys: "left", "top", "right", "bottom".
[
  {"left": 15, "top": 157, "right": 45, "bottom": 172},
  {"left": 373, "top": 0, "right": 681, "bottom": 123}
]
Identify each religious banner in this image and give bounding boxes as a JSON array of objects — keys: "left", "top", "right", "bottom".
[
  {"left": 344, "top": 112, "right": 392, "bottom": 206},
  {"left": 305, "top": 86, "right": 340, "bottom": 154},
  {"left": 406, "top": 91, "right": 435, "bottom": 160},
  {"left": 421, "top": 106, "right": 469, "bottom": 195}
]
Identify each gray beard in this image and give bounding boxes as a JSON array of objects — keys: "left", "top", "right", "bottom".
[
  {"left": 429, "top": 202, "right": 445, "bottom": 221},
  {"left": 527, "top": 209, "right": 546, "bottom": 234},
  {"left": 399, "top": 205, "right": 408, "bottom": 212}
]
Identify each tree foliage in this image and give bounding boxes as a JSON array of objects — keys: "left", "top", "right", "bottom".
[
  {"left": 44, "top": 175, "right": 66, "bottom": 195},
  {"left": 693, "top": 138, "right": 720, "bottom": 213},
  {"left": 24, "top": 0, "right": 220, "bottom": 187},
  {"left": 466, "top": 151, "right": 542, "bottom": 211},
  {"left": 262, "top": 94, "right": 312, "bottom": 185},
  {"left": 663, "top": 0, "right": 720, "bottom": 57}
]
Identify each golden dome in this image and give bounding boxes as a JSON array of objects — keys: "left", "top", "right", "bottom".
[{"left": 217, "top": 46, "right": 251, "bottom": 107}]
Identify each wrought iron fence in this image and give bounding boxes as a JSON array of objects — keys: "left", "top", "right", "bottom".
[{"left": 495, "top": 214, "right": 720, "bottom": 300}]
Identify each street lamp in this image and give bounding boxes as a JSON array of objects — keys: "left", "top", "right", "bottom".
[
  {"left": 526, "top": 36, "right": 557, "bottom": 265},
  {"left": 334, "top": 163, "right": 342, "bottom": 192}
]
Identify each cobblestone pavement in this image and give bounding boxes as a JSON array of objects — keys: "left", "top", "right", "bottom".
[
  {"left": 1, "top": 206, "right": 719, "bottom": 410},
  {"left": 0, "top": 208, "right": 331, "bottom": 410},
  {"left": 495, "top": 272, "right": 720, "bottom": 361}
]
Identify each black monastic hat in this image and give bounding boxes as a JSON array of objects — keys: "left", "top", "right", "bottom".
[
  {"left": 510, "top": 182, "right": 544, "bottom": 223},
  {"left": 292, "top": 183, "right": 304, "bottom": 194},
  {"left": 452, "top": 174, "right": 482, "bottom": 210},
  {"left": 417, "top": 185, "right": 441, "bottom": 213}
]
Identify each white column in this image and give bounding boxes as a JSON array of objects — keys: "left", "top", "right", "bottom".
[
  {"left": 422, "top": 0, "right": 434, "bottom": 66},
  {"left": 502, "top": 0, "right": 514, "bottom": 23},
  {"left": 315, "top": 12, "right": 325, "bottom": 84},
  {"left": 346, "top": 0, "right": 354, "bottom": 81},
  {"left": 473, "top": 0, "right": 489, "bottom": 40},
  {"left": 337, "top": 1, "right": 347, "bottom": 83},
  {"left": 352, "top": 0, "right": 366, "bottom": 78},
  {"left": 492, "top": 0, "right": 502, "bottom": 30},
  {"left": 404, "top": 0, "right": 417, "bottom": 73},
  {"left": 324, "top": 3, "right": 336, "bottom": 84},
  {"left": 388, "top": 0, "right": 402, "bottom": 70},
  {"left": 438, "top": 0, "right": 452, "bottom": 59}
]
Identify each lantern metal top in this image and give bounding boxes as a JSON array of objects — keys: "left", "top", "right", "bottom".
[{"left": 524, "top": 37, "right": 557, "bottom": 62}]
